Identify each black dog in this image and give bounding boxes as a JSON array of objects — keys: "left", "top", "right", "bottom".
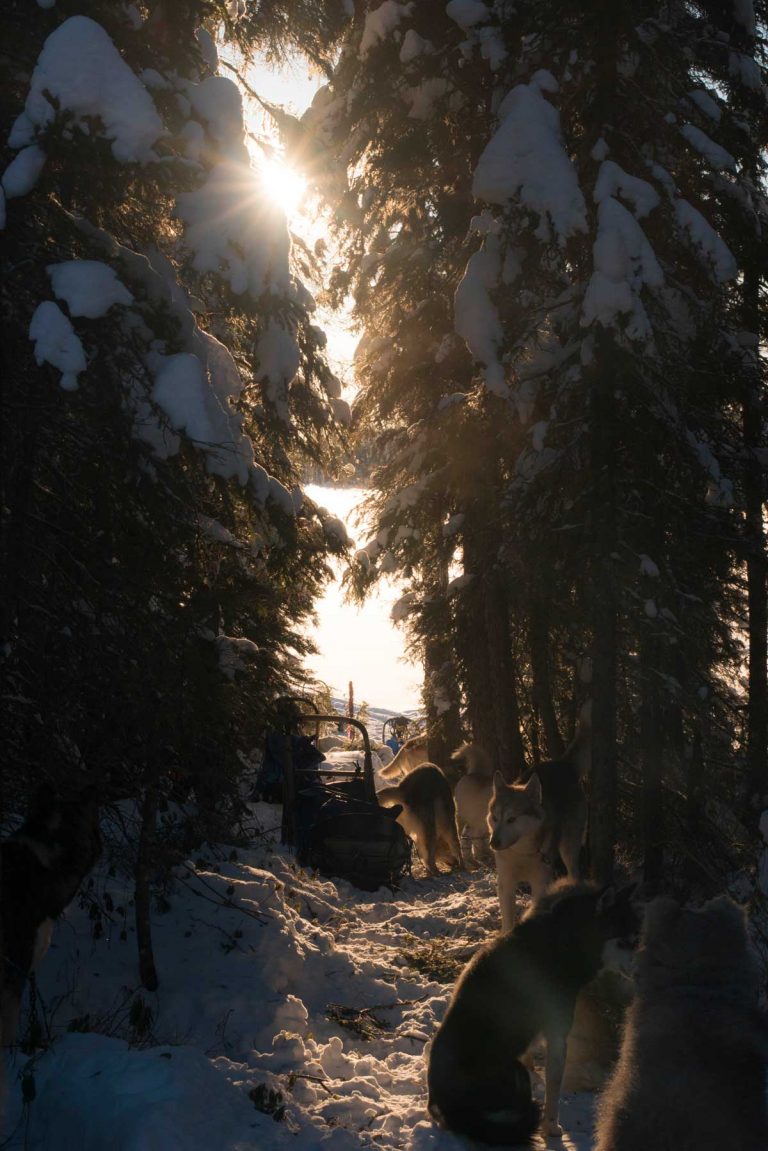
[
  {"left": 428, "top": 881, "right": 639, "bottom": 1145},
  {"left": 2, "top": 784, "right": 101, "bottom": 1047}
]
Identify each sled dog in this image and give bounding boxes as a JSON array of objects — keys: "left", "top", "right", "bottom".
[
  {"left": 489, "top": 714, "right": 589, "bottom": 930},
  {"left": 428, "top": 881, "right": 639, "bottom": 1145},
  {"left": 1, "top": 784, "right": 101, "bottom": 1048},
  {"left": 452, "top": 744, "right": 494, "bottom": 865},
  {"left": 378, "top": 733, "right": 429, "bottom": 780},
  {"left": 378, "top": 764, "right": 463, "bottom": 875},
  {"left": 594, "top": 894, "right": 768, "bottom": 1151}
]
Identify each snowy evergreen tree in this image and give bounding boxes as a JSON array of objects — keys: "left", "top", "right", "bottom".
[
  {"left": 302, "top": 0, "right": 524, "bottom": 767},
  {"left": 1, "top": 0, "right": 349, "bottom": 980},
  {"left": 307, "top": 0, "right": 768, "bottom": 884}
]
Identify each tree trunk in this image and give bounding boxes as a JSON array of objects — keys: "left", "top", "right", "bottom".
[
  {"left": 686, "top": 727, "right": 704, "bottom": 837},
  {"left": 588, "top": 365, "right": 618, "bottom": 885},
  {"left": 528, "top": 598, "right": 565, "bottom": 759},
  {"left": 639, "top": 632, "right": 664, "bottom": 893},
  {"left": 421, "top": 529, "right": 464, "bottom": 768},
  {"left": 424, "top": 641, "right": 463, "bottom": 769},
  {"left": 135, "top": 785, "right": 159, "bottom": 992},
  {"left": 459, "top": 525, "right": 503, "bottom": 771},
  {"left": 742, "top": 264, "right": 768, "bottom": 811},
  {"left": 483, "top": 565, "right": 527, "bottom": 779}
]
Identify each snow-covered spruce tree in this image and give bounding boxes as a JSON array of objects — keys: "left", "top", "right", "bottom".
[
  {"left": 305, "top": 1, "right": 599, "bottom": 775},
  {"left": 449, "top": 0, "right": 768, "bottom": 882},
  {"left": 0, "top": 0, "right": 349, "bottom": 947},
  {"left": 301, "top": 0, "right": 546, "bottom": 771},
  {"left": 711, "top": 1, "right": 768, "bottom": 814},
  {"left": 306, "top": 0, "right": 767, "bottom": 882}
]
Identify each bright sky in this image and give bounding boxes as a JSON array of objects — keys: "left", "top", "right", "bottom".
[
  {"left": 302, "top": 486, "right": 422, "bottom": 713},
  {"left": 237, "top": 62, "right": 422, "bottom": 710}
]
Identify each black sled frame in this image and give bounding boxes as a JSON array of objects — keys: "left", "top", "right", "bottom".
[{"left": 279, "top": 712, "right": 411, "bottom": 891}]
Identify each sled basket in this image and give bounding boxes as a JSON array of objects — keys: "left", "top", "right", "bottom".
[
  {"left": 275, "top": 711, "right": 412, "bottom": 891},
  {"left": 306, "top": 807, "right": 412, "bottom": 892}
]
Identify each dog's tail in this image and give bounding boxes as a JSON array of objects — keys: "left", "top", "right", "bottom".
[
  {"left": 451, "top": 743, "right": 493, "bottom": 779},
  {"left": 428, "top": 1062, "right": 540, "bottom": 1146}
]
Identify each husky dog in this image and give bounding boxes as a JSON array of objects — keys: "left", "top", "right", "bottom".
[
  {"left": 489, "top": 716, "right": 589, "bottom": 930},
  {"left": 452, "top": 744, "right": 494, "bottom": 866},
  {"left": 1, "top": 784, "right": 101, "bottom": 1048},
  {"left": 378, "top": 764, "right": 463, "bottom": 876},
  {"left": 594, "top": 894, "right": 768, "bottom": 1151},
  {"left": 489, "top": 772, "right": 555, "bottom": 929},
  {"left": 428, "top": 881, "right": 639, "bottom": 1145},
  {"left": 378, "top": 733, "right": 429, "bottom": 780}
]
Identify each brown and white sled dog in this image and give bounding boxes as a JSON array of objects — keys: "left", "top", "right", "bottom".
[
  {"left": 452, "top": 744, "right": 494, "bottom": 865},
  {"left": 1, "top": 785, "right": 101, "bottom": 1048},
  {"left": 378, "top": 764, "right": 463, "bottom": 876},
  {"left": 489, "top": 713, "right": 590, "bottom": 930},
  {"left": 594, "top": 894, "right": 768, "bottom": 1151},
  {"left": 378, "top": 733, "right": 429, "bottom": 780},
  {"left": 428, "top": 881, "right": 639, "bottom": 1146}
]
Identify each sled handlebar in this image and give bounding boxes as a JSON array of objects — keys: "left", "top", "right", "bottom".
[{"left": 294, "top": 713, "right": 375, "bottom": 801}]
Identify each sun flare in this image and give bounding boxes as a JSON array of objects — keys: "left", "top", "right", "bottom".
[{"left": 259, "top": 156, "right": 307, "bottom": 218}]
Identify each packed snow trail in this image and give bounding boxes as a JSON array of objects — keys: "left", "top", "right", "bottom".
[{"left": 3, "top": 804, "right": 595, "bottom": 1149}]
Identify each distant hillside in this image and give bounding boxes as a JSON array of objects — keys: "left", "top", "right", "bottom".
[{"left": 330, "top": 697, "right": 422, "bottom": 741}]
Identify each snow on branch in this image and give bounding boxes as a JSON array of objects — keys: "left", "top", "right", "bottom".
[
  {"left": 149, "top": 352, "right": 252, "bottom": 479},
  {"left": 687, "top": 89, "right": 721, "bottom": 122},
  {"left": 472, "top": 72, "right": 587, "bottom": 245},
  {"left": 674, "top": 200, "right": 737, "bottom": 283},
  {"left": 454, "top": 235, "right": 506, "bottom": 396},
  {"left": 581, "top": 196, "right": 663, "bottom": 343},
  {"left": 257, "top": 320, "right": 301, "bottom": 425},
  {"left": 446, "top": 0, "right": 490, "bottom": 29},
  {"left": 2, "top": 146, "right": 46, "bottom": 200},
  {"left": 215, "top": 634, "right": 260, "bottom": 680},
  {"left": 728, "top": 50, "right": 763, "bottom": 91},
  {"left": 28, "top": 301, "right": 87, "bottom": 391},
  {"left": 9, "top": 15, "right": 164, "bottom": 178},
  {"left": 47, "top": 261, "right": 133, "bottom": 318},
  {"left": 593, "top": 160, "right": 659, "bottom": 219},
  {"left": 359, "top": 1, "right": 414, "bottom": 57},
  {"left": 679, "top": 125, "right": 736, "bottom": 172},
  {"left": 391, "top": 590, "right": 418, "bottom": 623},
  {"left": 176, "top": 162, "right": 292, "bottom": 297}
]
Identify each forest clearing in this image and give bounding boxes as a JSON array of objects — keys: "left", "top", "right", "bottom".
[
  {"left": 1, "top": 801, "right": 622, "bottom": 1151},
  {"left": 3, "top": 1, "right": 768, "bottom": 1147}
]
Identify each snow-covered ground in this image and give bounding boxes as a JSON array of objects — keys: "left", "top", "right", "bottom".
[{"left": 3, "top": 803, "right": 597, "bottom": 1151}]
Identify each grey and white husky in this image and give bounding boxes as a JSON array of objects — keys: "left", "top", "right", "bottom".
[
  {"left": 1, "top": 784, "right": 101, "bottom": 1048},
  {"left": 378, "top": 764, "right": 464, "bottom": 876},
  {"left": 428, "top": 880, "right": 639, "bottom": 1145},
  {"left": 594, "top": 894, "right": 768, "bottom": 1151},
  {"left": 489, "top": 714, "right": 589, "bottom": 929}
]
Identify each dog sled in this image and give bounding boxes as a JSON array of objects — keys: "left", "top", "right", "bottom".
[{"left": 256, "top": 707, "right": 411, "bottom": 892}]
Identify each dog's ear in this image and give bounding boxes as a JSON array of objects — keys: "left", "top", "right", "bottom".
[
  {"left": 524, "top": 772, "right": 542, "bottom": 805},
  {"left": 492, "top": 770, "right": 506, "bottom": 792}
]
